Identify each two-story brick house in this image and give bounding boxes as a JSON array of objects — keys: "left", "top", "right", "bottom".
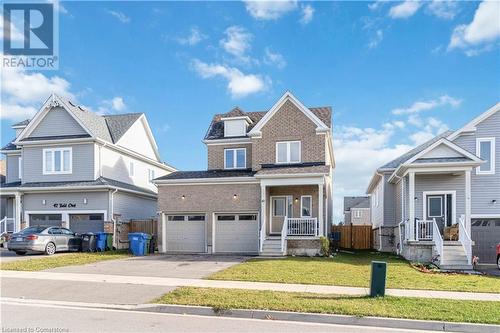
[
  {"left": 0, "top": 94, "right": 175, "bottom": 242},
  {"left": 154, "top": 92, "right": 334, "bottom": 256}
]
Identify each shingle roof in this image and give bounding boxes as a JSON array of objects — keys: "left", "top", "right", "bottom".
[
  {"left": 1, "top": 140, "right": 19, "bottom": 151},
  {"left": 204, "top": 106, "right": 332, "bottom": 140},
  {"left": 344, "top": 196, "right": 370, "bottom": 211},
  {"left": 379, "top": 131, "right": 453, "bottom": 170},
  {"left": 20, "top": 134, "right": 91, "bottom": 142},
  {"left": 12, "top": 119, "right": 30, "bottom": 127},
  {"left": 104, "top": 113, "right": 143, "bottom": 143},
  {"left": 414, "top": 157, "right": 472, "bottom": 163},
  {"left": 155, "top": 169, "right": 255, "bottom": 180},
  {"left": 256, "top": 163, "right": 330, "bottom": 175}
]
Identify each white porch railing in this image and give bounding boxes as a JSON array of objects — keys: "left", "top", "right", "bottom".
[
  {"left": 280, "top": 215, "right": 288, "bottom": 253},
  {"left": 416, "top": 219, "right": 433, "bottom": 240},
  {"left": 432, "top": 218, "right": 443, "bottom": 264},
  {"left": 0, "top": 217, "right": 15, "bottom": 234},
  {"left": 259, "top": 218, "right": 265, "bottom": 253},
  {"left": 458, "top": 215, "right": 472, "bottom": 265},
  {"left": 398, "top": 219, "right": 409, "bottom": 254},
  {"left": 286, "top": 217, "right": 318, "bottom": 236}
]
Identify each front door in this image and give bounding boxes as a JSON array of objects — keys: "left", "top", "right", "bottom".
[
  {"left": 426, "top": 194, "right": 453, "bottom": 234},
  {"left": 270, "top": 196, "right": 293, "bottom": 234}
]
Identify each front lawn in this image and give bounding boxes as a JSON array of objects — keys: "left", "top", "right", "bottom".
[
  {"left": 209, "top": 251, "right": 500, "bottom": 293},
  {"left": 1, "top": 251, "right": 130, "bottom": 271},
  {"left": 155, "top": 287, "right": 500, "bottom": 324}
]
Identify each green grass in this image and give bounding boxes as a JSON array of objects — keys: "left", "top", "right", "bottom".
[
  {"left": 209, "top": 251, "right": 500, "bottom": 293},
  {"left": 1, "top": 251, "right": 130, "bottom": 271},
  {"left": 155, "top": 287, "right": 500, "bottom": 324}
]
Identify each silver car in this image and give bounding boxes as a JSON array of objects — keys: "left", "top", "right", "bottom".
[{"left": 8, "top": 226, "right": 82, "bottom": 255}]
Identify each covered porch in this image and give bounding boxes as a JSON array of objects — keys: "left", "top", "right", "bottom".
[{"left": 0, "top": 190, "right": 22, "bottom": 234}]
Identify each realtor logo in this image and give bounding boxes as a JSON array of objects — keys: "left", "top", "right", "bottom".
[{"left": 2, "top": 2, "right": 59, "bottom": 69}]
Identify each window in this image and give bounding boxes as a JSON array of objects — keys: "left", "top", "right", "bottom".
[
  {"left": 353, "top": 210, "right": 362, "bottom": 218},
  {"left": 18, "top": 157, "right": 22, "bottom": 179},
  {"left": 43, "top": 148, "right": 72, "bottom": 174},
  {"left": 428, "top": 196, "right": 443, "bottom": 217},
  {"left": 217, "top": 215, "right": 236, "bottom": 221},
  {"left": 301, "top": 196, "right": 312, "bottom": 217},
  {"left": 476, "top": 138, "right": 495, "bottom": 175},
  {"left": 276, "top": 141, "right": 301, "bottom": 164},
  {"left": 224, "top": 119, "right": 247, "bottom": 137},
  {"left": 129, "top": 161, "right": 134, "bottom": 177},
  {"left": 273, "top": 197, "right": 286, "bottom": 217},
  {"left": 148, "top": 169, "right": 155, "bottom": 183},
  {"left": 224, "top": 148, "right": 246, "bottom": 169},
  {"left": 167, "top": 215, "right": 205, "bottom": 222}
]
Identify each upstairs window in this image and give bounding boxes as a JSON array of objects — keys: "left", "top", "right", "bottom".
[
  {"left": 276, "top": 141, "right": 301, "bottom": 164},
  {"left": 476, "top": 138, "right": 495, "bottom": 175},
  {"left": 224, "top": 148, "right": 246, "bottom": 169},
  {"left": 353, "top": 210, "right": 362, "bottom": 218},
  {"left": 148, "top": 169, "right": 155, "bottom": 183},
  {"left": 43, "top": 148, "right": 72, "bottom": 174}
]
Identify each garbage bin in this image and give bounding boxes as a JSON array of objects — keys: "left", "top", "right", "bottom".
[
  {"left": 143, "top": 233, "right": 152, "bottom": 255},
  {"left": 105, "top": 233, "right": 114, "bottom": 251},
  {"left": 95, "top": 232, "right": 107, "bottom": 252},
  {"left": 370, "top": 261, "right": 387, "bottom": 297},
  {"left": 128, "top": 232, "right": 148, "bottom": 256},
  {"left": 81, "top": 233, "right": 97, "bottom": 252},
  {"left": 149, "top": 234, "right": 156, "bottom": 254}
]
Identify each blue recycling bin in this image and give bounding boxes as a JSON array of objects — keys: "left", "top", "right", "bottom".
[
  {"left": 95, "top": 232, "right": 107, "bottom": 252},
  {"left": 128, "top": 232, "right": 148, "bottom": 256}
]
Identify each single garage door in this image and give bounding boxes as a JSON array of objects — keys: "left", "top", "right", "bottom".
[
  {"left": 165, "top": 215, "right": 206, "bottom": 253},
  {"left": 471, "top": 218, "right": 500, "bottom": 264},
  {"left": 69, "top": 214, "right": 104, "bottom": 234},
  {"left": 29, "top": 214, "right": 62, "bottom": 228},
  {"left": 215, "top": 213, "right": 259, "bottom": 253}
]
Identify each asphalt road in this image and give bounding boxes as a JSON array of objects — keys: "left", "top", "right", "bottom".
[{"left": 1, "top": 301, "right": 437, "bottom": 333}]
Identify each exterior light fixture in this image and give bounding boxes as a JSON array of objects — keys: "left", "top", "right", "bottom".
[
  {"left": 233, "top": 194, "right": 238, "bottom": 199},
  {"left": 414, "top": 197, "right": 418, "bottom": 201},
  {"left": 42, "top": 200, "right": 46, "bottom": 205},
  {"left": 294, "top": 197, "right": 299, "bottom": 203},
  {"left": 181, "top": 195, "right": 186, "bottom": 200},
  {"left": 83, "top": 198, "right": 88, "bottom": 205},
  {"left": 492, "top": 199, "right": 497, "bottom": 204}
]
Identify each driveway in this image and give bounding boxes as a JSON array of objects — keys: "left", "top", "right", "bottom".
[
  {"left": 46, "top": 254, "right": 249, "bottom": 278},
  {"left": 0, "top": 247, "right": 72, "bottom": 263},
  {"left": 476, "top": 264, "right": 500, "bottom": 277}
]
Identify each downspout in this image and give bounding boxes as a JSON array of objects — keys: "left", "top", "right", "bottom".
[{"left": 110, "top": 188, "right": 118, "bottom": 248}]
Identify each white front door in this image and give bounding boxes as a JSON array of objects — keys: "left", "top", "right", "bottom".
[{"left": 425, "top": 193, "right": 454, "bottom": 234}]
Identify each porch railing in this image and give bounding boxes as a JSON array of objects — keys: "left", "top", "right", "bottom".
[
  {"left": 286, "top": 217, "right": 318, "bottom": 236},
  {"left": 0, "top": 217, "right": 15, "bottom": 234},
  {"left": 432, "top": 218, "right": 443, "bottom": 264},
  {"left": 259, "top": 218, "right": 265, "bottom": 253},
  {"left": 458, "top": 215, "right": 472, "bottom": 265},
  {"left": 416, "top": 219, "right": 433, "bottom": 240},
  {"left": 398, "top": 219, "right": 409, "bottom": 254},
  {"left": 280, "top": 215, "right": 288, "bottom": 254}
]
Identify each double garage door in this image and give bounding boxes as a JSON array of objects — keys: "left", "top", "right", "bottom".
[
  {"left": 29, "top": 214, "right": 104, "bottom": 234},
  {"left": 164, "top": 213, "right": 258, "bottom": 254}
]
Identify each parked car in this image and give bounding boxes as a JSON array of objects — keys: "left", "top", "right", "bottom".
[
  {"left": 8, "top": 226, "right": 82, "bottom": 255},
  {"left": 497, "top": 243, "right": 500, "bottom": 270}
]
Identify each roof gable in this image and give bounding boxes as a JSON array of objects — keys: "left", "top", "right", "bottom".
[
  {"left": 448, "top": 102, "right": 500, "bottom": 141},
  {"left": 104, "top": 113, "right": 143, "bottom": 143},
  {"left": 405, "top": 138, "right": 482, "bottom": 165},
  {"left": 114, "top": 115, "right": 161, "bottom": 160}
]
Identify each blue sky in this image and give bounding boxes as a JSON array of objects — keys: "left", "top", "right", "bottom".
[{"left": 1, "top": 1, "right": 499, "bottom": 222}]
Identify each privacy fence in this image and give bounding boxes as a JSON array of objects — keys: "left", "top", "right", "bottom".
[{"left": 331, "top": 225, "right": 372, "bottom": 250}]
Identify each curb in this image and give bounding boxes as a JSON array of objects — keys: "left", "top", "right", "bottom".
[{"left": 136, "top": 303, "right": 500, "bottom": 333}]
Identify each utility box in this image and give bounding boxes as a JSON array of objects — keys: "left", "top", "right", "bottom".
[{"left": 370, "top": 261, "right": 387, "bottom": 297}]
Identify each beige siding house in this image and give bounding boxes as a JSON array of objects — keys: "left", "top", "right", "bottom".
[
  {"left": 155, "top": 92, "right": 335, "bottom": 256},
  {"left": 343, "top": 196, "right": 371, "bottom": 225}
]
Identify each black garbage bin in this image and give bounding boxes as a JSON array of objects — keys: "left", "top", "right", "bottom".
[
  {"left": 81, "top": 233, "right": 97, "bottom": 252},
  {"left": 149, "top": 234, "right": 157, "bottom": 254}
]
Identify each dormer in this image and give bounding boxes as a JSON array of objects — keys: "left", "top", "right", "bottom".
[
  {"left": 222, "top": 115, "right": 253, "bottom": 137},
  {"left": 12, "top": 119, "right": 30, "bottom": 138}
]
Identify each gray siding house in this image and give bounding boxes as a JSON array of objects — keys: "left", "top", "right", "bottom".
[
  {"left": 343, "top": 196, "right": 371, "bottom": 225},
  {"left": 0, "top": 94, "right": 175, "bottom": 245},
  {"left": 367, "top": 103, "right": 500, "bottom": 268}
]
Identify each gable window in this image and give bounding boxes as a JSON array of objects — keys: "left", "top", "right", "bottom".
[
  {"left": 301, "top": 195, "right": 312, "bottom": 217},
  {"left": 276, "top": 141, "right": 301, "bottom": 164},
  {"left": 353, "top": 210, "right": 362, "bottom": 218},
  {"left": 129, "top": 161, "right": 135, "bottom": 177},
  {"left": 224, "top": 148, "right": 246, "bottom": 169},
  {"left": 43, "top": 148, "right": 72, "bottom": 174},
  {"left": 148, "top": 169, "right": 155, "bottom": 183},
  {"left": 476, "top": 138, "right": 495, "bottom": 175}
]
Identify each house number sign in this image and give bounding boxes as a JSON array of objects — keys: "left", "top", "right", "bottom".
[{"left": 53, "top": 203, "right": 76, "bottom": 208}]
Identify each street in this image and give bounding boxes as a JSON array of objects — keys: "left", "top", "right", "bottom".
[{"left": 1, "top": 300, "right": 437, "bottom": 333}]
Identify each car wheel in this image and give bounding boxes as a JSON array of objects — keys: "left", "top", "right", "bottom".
[
  {"left": 45, "top": 242, "right": 56, "bottom": 255},
  {"left": 15, "top": 251, "right": 26, "bottom": 255}
]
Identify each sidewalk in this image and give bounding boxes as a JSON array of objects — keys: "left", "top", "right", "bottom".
[{"left": 3, "top": 270, "right": 500, "bottom": 301}]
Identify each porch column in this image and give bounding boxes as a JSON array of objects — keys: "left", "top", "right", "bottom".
[
  {"left": 161, "top": 213, "right": 167, "bottom": 253},
  {"left": 14, "top": 193, "right": 22, "bottom": 232},
  {"left": 408, "top": 171, "right": 415, "bottom": 241},
  {"left": 465, "top": 169, "right": 471, "bottom": 233},
  {"left": 318, "top": 184, "right": 324, "bottom": 237}
]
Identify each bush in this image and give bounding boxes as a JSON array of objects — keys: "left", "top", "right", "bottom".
[{"left": 319, "top": 236, "right": 330, "bottom": 257}]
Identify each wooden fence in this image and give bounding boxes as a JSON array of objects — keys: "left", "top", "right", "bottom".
[
  {"left": 331, "top": 225, "right": 372, "bottom": 250},
  {"left": 129, "top": 219, "right": 158, "bottom": 236}
]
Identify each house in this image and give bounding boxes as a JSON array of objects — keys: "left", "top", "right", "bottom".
[
  {"left": 343, "top": 196, "right": 370, "bottom": 225},
  {"left": 154, "top": 91, "right": 334, "bottom": 256},
  {"left": 0, "top": 94, "right": 175, "bottom": 243},
  {"left": 367, "top": 103, "right": 500, "bottom": 269}
]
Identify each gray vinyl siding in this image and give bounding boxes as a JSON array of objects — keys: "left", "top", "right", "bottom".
[
  {"left": 23, "top": 192, "right": 109, "bottom": 211},
  {"left": 403, "top": 175, "right": 409, "bottom": 221},
  {"left": 6, "top": 155, "right": 20, "bottom": 183},
  {"left": 383, "top": 173, "right": 397, "bottom": 226},
  {"left": 370, "top": 178, "right": 384, "bottom": 227},
  {"left": 22, "top": 144, "right": 95, "bottom": 183},
  {"left": 414, "top": 174, "right": 465, "bottom": 221},
  {"left": 395, "top": 179, "right": 402, "bottom": 224},
  {"left": 452, "top": 110, "right": 500, "bottom": 216},
  {"left": 113, "top": 191, "right": 156, "bottom": 220},
  {"left": 29, "top": 106, "right": 87, "bottom": 137},
  {"left": 344, "top": 211, "right": 352, "bottom": 224}
]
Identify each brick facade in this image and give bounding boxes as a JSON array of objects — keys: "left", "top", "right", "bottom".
[{"left": 207, "top": 143, "right": 252, "bottom": 170}]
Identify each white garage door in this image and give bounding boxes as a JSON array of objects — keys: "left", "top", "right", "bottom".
[
  {"left": 215, "top": 213, "right": 259, "bottom": 253},
  {"left": 165, "top": 215, "right": 206, "bottom": 253}
]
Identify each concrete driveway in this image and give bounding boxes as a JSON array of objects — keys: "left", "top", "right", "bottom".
[
  {"left": 0, "top": 248, "right": 72, "bottom": 263},
  {"left": 46, "top": 254, "right": 250, "bottom": 278}
]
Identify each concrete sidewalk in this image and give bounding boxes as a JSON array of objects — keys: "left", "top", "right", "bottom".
[{"left": 3, "top": 270, "right": 499, "bottom": 301}]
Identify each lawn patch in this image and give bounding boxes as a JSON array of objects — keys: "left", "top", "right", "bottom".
[{"left": 155, "top": 287, "right": 500, "bottom": 324}]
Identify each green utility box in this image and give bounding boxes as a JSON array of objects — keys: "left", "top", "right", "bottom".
[{"left": 370, "top": 261, "right": 387, "bottom": 297}]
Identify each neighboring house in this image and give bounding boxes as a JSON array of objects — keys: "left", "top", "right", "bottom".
[
  {"left": 154, "top": 91, "right": 334, "bottom": 256},
  {"left": 0, "top": 94, "right": 175, "bottom": 240},
  {"left": 367, "top": 103, "right": 500, "bottom": 269},
  {"left": 343, "top": 196, "right": 370, "bottom": 225}
]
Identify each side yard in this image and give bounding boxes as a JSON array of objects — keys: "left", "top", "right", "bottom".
[{"left": 208, "top": 251, "right": 500, "bottom": 293}]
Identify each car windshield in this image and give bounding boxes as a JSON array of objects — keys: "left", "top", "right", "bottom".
[{"left": 19, "top": 226, "right": 47, "bottom": 234}]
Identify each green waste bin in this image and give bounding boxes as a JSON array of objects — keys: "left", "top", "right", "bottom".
[
  {"left": 370, "top": 261, "right": 387, "bottom": 297},
  {"left": 143, "top": 234, "right": 152, "bottom": 255},
  {"left": 105, "top": 233, "right": 113, "bottom": 251}
]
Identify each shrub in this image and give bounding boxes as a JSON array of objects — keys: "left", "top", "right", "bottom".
[{"left": 319, "top": 236, "right": 330, "bottom": 257}]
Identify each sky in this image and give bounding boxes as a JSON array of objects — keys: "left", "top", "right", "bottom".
[{"left": 1, "top": 1, "right": 499, "bottom": 223}]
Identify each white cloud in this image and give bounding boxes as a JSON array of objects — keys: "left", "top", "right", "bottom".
[
  {"left": 448, "top": 1, "right": 500, "bottom": 53},
  {"left": 263, "top": 47, "right": 286, "bottom": 69},
  {"left": 177, "top": 27, "right": 207, "bottom": 46},
  {"left": 426, "top": 1, "right": 459, "bottom": 20},
  {"left": 391, "top": 95, "right": 462, "bottom": 115},
  {"left": 299, "top": 4, "right": 314, "bottom": 25},
  {"left": 220, "top": 26, "right": 253, "bottom": 63},
  {"left": 244, "top": 0, "right": 297, "bottom": 20},
  {"left": 368, "top": 1, "right": 388, "bottom": 11},
  {"left": 368, "top": 29, "right": 384, "bottom": 48},
  {"left": 0, "top": 14, "right": 25, "bottom": 42},
  {"left": 388, "top": 1, "right": 422, "bottom": 19},
  {"left": 191, "top": 59, "right": 268, "bottom": 98},
  {"left": 111, "top": 97, "right": 126, "bottom": 111},
  {"left": 409, "top": 117, "right": 449, "bottom": 145},
  {"left": 107, "top": 10, "right": 131, "bottom": 23}
]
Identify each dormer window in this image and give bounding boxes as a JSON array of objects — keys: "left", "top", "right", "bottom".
[{"left": 224, "top": 119, "right": 247, "bottom": 137}]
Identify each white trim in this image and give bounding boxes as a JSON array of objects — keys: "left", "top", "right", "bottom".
[
  {"left": 260, "top": 176, "right": 325, "bottom": 187},
  {"left": 276, "top": 141, "right": 301, "bottom": 164},
  {"left": 422, "top": 191, "right": 456, "bottom": 226},
  {"left": 353, "top": 210, "right": 362, "bottom": 218},
  {"left": 224, "top": 148, "right": 247, "bottom": 169},
  {"left": 300, "top": 195, "right": 312, "bottom": 218},
  {"left": 447, "top": 103, "right": 500, "bottom": 141},
  {"left": 223, "top": 119, "right": 247, "bottom": 138},
  {"left": 426, "top": 195, "right": 443, "bottom": 218},
  {"left": 42, "top": 147, "right": 73, "bottom": 175},
  {"left": 18, "top": 156, "right": 22, "bottom": 180},
  {"left": 203, "top": 138, "right": 251, "bottom": 145},
  {"left": 405, "top": 138, "right": 481, "bottom": 165},
  {"left": 471, "top": 214, "right": 500, "bottom": 218},
  {"left": 476, "top": 137, "right": 496, "bottom": 175},
  {"left": 25, "top": 210, "right": 108, "bottom": 229},
  {"left": 220, "top": 116, "right": 252, "bottom": 123},
  {"left": 256, "top": 172, "right": 328, "bottom": 179},
  {"left": 248, "top": 91, "right": 329, "bottom": 136}
]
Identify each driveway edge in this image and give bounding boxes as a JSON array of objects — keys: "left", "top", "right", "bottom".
[{"left": 137, "top": 303, "right": 499, "bottom": 333}]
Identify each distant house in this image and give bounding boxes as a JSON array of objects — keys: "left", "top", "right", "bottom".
[{"left": 343, "top": 196, "right": 370, "bottom": 225}]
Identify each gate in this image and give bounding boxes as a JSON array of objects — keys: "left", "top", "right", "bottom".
[{"left": 331, "top": 225, "right": 372, "bottom": 249}]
